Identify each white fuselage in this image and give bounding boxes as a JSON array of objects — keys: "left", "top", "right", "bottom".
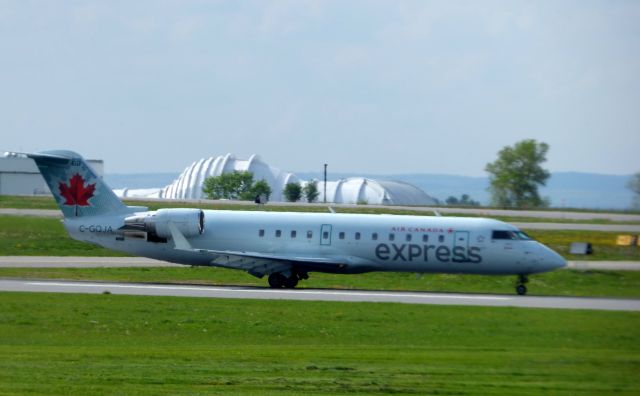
[{"left": 64, "top": 210, "right": 566, "bottom": 276}]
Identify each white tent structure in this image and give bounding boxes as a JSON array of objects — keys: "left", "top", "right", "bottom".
[
  {"left": 157, "top": 154, "right": 297, "bottom": 202},
  {"left": 313, "top": 178, "right": 437, "bottom": 206},
  {"left": 115, "top": 154, "right": 437, "bottom": 206}
]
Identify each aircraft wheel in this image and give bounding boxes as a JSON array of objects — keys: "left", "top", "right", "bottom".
[
  {"left": 516, "top": 284, "right": 527, "bottom": 296},
  {"left": 268, "top": 273, "right": 285, "bottom": 288},
  {"left": 283, "top": 275, "right": 299, "bottom": 289}
]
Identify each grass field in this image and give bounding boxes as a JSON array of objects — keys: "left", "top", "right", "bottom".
[
  {"left": 0, "top": 292, "right": 638, "bottom": 395},
  {"left": 0, "top": 216, "right": 127, "bottom": 257},
  {"left": 2, "top": 215, "right": 638, "bottom": 261},
  {"left": 526, "top": 229, "right": 640, "bottom": 261},
  {"left": 1, "top": 266, "right": 639, "bottom": 298},
  {"left": 2, "top": 195, "right": 639, "bottom": 225},
  {"left": 2, "top": 197, "right": 639, "bottom": 395}
]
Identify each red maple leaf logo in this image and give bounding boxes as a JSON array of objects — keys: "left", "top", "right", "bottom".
[{"left": 59, "top": 174, "right": 96, "bottom": 207}]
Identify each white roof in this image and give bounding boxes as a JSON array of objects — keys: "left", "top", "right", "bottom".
[
  {"left": 115, "top": 154, "right": 436, "bottom": 206},
  {"left": 314, "top": 177, "right": 437, "bottom": 206},
  {"left": 160, "top": 154, "right": 297, "bottom": 201}
]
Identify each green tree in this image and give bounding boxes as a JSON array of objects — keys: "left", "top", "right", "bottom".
[
  {"left": 485, "top": 139, "right": 550, "bottom": 208},
  {"left": 446, "top": 194, "right": 480, "bottom": 207},
  {"left": 202, "top": 171, "right": 254, "bottom": 200},
  {"left": 302, "top": 180, "right": 319, "bottom": 203},
  {"left": 245, "top": 179, "right": 272, "bottom": 202},
  {"left": 460, "top": 194, "right": 480, "bottom": 206},
  {"left": 283, "top": 182, "right": 302, "bottom": 202},
  {"left": 628, "top": 172, "right": 640, "bottom": 209}
]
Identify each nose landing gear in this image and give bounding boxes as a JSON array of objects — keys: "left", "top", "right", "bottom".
[{"left": 516, "top": 274, "right": 528, "bottom": 295}]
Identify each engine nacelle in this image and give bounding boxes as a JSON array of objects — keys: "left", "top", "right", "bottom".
[{"left": 124, "top": 209, "right": 205, "bottom": 239}]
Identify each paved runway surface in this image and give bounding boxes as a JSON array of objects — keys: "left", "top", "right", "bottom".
[
  {"left": 0, "top": 279, "right": 637, "bottom": 311},
  {"left": 2, "top": 208, "right": 639, "bottom": 232},
  {"left": 511, "top": 222, "right": 640, "bottom": 232},
  {"left": 0, "top": 256, "right": 180, "bottom": 267},
  {"left": 2, "top": 256, "right": 639, "bottom": 270},
  {"left": 118, "top": 199, "right": 640, "bottom": 222}
]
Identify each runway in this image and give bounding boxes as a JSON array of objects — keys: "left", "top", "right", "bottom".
[
  {"left": 0, "top": 256, "right": 181, "bottom": 267},
  {"left": 2, "top": 208, "right": 639, "bottom": 232},
  {"left": 511, "top": 222, "right": 640, "bottom": 232},
  {"left": 118, "top": 199, "right": 640, "bottom": 222},
  {"left": 0, "top": 279, "right": 638, "bottom": 311},
  {"left": 1, "top": 256, "right": 639, "bottom": 270}
]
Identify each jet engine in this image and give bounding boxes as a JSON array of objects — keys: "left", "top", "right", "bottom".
[{"left": 123, "top": 209, "right": 205, "bottom": 239}]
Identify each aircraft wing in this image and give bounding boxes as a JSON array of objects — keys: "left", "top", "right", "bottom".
[
  {"left": 166, "top": 222, "right": 348, "bottom": 277},
  {"left": 204, "top": 249, "right": 347, "bottom": 277}
]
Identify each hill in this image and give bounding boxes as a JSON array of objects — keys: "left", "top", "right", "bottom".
[{"left": 105, "top": 171, "right": 636, "bottom": 210}]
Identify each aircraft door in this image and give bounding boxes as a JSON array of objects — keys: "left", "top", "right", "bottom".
[{"left": 320, "top": 224, "right": 332, "bottom": 246}]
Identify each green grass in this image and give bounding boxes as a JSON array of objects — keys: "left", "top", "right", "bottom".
[
  {"left": 1, "top": 266, "right": 640, "bottom": 298},
  {"left": 2, "top": 215, "right": 638, "bottom": 261},
  {"left": 0, "top": 216, "right": 127, "bottom": 256},
  {"left": 0, "top": 195, "right": 59, "bottom": 210},
  {"left": 2, "top": 195, "right": 639, "bottom": 225},
  {"left": 0, "top": 292, "right": 638, "bottom": 394},
  {"left": 527, "top": 229, "right": 640, "bottom": 261}
]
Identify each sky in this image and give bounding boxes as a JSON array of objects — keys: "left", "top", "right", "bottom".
[{"left": 1, "top": 0, "right": 639, "bottom": 176}]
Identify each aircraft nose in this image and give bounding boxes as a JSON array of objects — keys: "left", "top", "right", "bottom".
[{"left": 542, "top": 245, "right": 566, "bottom": 271}]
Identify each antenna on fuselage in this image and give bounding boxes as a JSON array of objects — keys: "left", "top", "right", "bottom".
[
  {"left": 433, "top": 210, "right": 442, "bottom": 217},
  {"left": 328, "top": 206, "right": 336, "bottom": 214}
]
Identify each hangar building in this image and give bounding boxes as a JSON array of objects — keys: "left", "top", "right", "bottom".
[
  {"left": 315, "top": 178, "right": 437, "bottom": 206},
  {"left": 0, "top": 152, "right": 104, "bottom": 196},
  {"left": 116, "top": 154, "right": 437, "bottom": 206}
]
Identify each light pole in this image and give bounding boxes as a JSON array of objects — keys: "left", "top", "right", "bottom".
[{"left": 323, "top": 163, "right": 327, "bottom": 203}]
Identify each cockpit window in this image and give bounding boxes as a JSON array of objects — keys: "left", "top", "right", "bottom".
[
  {"left": 492, "top": 230, "right": 532, "bottom": 240},
  {"left": 492, "top": 230, "right": 515, "bottom": 240},
  {"left": 515, "top": 231, "right": 532, "bottom": 240}
]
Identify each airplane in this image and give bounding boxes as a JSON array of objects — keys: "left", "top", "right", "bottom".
[{"left": 26, "top": 150, "right": 566, "bottom": 295}]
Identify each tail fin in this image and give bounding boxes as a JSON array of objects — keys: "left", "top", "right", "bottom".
[{"left": 27, "top": 150, "right": 128, "bottom": 218}]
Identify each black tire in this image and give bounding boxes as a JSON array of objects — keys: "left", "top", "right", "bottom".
[
  {"left": 283, "top": 276, "right": 299, "bottom": 289},
  {"left": 268, "top": 273, "right": 284, "bottom": 288},
  {"left": 516, "top": 284, "right": 527, "bottom": 296}
]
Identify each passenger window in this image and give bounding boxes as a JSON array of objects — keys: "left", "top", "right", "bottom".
[
  {"left": 307, "top": 231, "right": 313, "bottom": 239},
  {"left": 323, "top": 231, "right": 329, "bottom": 240},
  {"left": 372, "top": 233, "right": 378, "bottom": 241},
  {"left": 406, "top": 234, "right": 412, "bottom": 242},
  {"left": 438, "top": 235, "right": 444, "bottom": 243},
  {"left": 389, "top": 233, "right": 395, "bottom": 241},
  {"left": 275, "top": 230, "right": 282, "bottom": 237},
  {"left": 339, "top": 232, "right": 345, "bottom": 240},
  {"left": 259, "top": 229, "right": 265, "bottom": 237},
  {"left": 422, "top": 234, "right": 428, "bottom": 242},
  {"left": 355, "top": 232, "right": 361, "bottom": 240},
  {"left": 291, "top": 230, "right": 297, "bottom": 238}
]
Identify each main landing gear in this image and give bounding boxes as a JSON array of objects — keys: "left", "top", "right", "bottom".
[
  {"left": 516, "top": 274, "right": 529, "bottom": 295},
  {"left": 267, "top": 271, "right": 308, "bottom": 288}
]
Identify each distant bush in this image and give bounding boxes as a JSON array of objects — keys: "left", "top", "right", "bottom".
[
  {"left": 283, "top": 182, "right": 302, "bottom": 202},
  {"left": 302, "top": 180, "right": 319, "bottom": 203}
]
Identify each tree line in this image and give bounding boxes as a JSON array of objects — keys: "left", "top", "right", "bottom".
[
  {"left": 201, "top": 171, "right": 319, "bottom": 203},
  {"left": 199, "top": 140, "right": 640, "bottom": 209}
]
